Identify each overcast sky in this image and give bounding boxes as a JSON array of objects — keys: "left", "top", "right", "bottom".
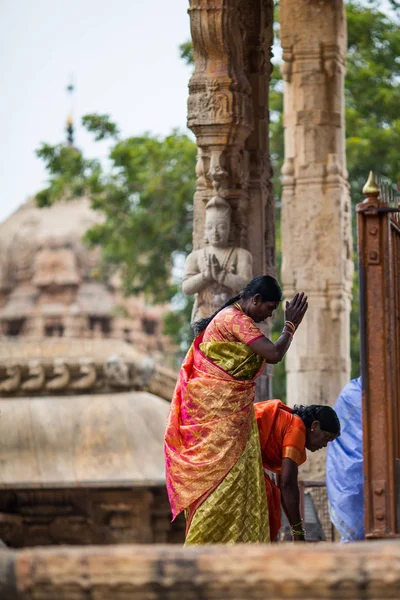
[
  {"left": 0, "top": 0, "right": 192, "bottom": 223},
  {"left": 2, "top": 1, "right": 397, "bottom": 225}
]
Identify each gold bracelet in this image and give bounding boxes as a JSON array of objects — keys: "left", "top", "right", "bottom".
[{"left": 285, "top": 320, "right": 296, "bottom": 332}]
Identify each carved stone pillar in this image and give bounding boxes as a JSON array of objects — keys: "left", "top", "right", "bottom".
[
  {"left": 188, "top": 0, "right": 274, "bottom": 271},
  {"left": 187, "top": 0, "right": 275, "bottom": 396},
  {"left": 280, "top": 0, "right": 353, "bottom": 475}
]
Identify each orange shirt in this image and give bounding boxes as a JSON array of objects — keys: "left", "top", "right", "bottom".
[{"left": 254, "top": 400, "right": 307, "bottom": 472}]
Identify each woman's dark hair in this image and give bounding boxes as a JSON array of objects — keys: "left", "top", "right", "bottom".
[
  {"left": 292, "top": 404, "right": 341, "bottom": 436},
  {"left": 193, "top": 275, "right": 282, "bottom": 336}
]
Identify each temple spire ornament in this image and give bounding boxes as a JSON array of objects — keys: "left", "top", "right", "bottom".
[{"left": 362, "top": 171, "right": 379, "bottom": 197}]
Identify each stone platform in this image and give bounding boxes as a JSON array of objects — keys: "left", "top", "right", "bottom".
[{"left": 1, "top": 541, "right": 400, "bottom": 599}]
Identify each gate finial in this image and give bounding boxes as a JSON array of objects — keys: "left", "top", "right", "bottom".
[{"left": 362, "top": 171, "right": 379, "bottom": 196}]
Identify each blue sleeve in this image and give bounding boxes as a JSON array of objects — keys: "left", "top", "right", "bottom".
[{"left": 326, "top": 377, "right": 364, "bottom": 542}]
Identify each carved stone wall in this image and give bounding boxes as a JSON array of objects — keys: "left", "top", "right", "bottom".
[
  {"left": 0, "top": 488, "right": 184, "bottom": 547},
  {"left": 0, "top": 338, "right": 176, "bottom": 401},
  {"left": 280, "top": 0, "right": 353, "bottom": 476}
]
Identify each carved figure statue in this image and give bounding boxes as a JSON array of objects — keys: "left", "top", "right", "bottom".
[{"left": 182, "top": 195, "right": 253, "bottom": 324}]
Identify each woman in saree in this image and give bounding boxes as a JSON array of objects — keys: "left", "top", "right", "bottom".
[
  {"left": 164, "top": 275, "right": 308, "bottom": 544},
  {"left": 255, "top": 401, "right": 341, "bottom": 541}
]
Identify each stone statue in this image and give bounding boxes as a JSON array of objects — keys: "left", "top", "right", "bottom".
[{"left": 182, "top": 195, "right": 253, "bottom": 324}]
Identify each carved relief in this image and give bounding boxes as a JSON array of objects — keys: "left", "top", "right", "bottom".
[
  {"left": 195, "top": 149, "right": 211, "bottom": 192},
  {"left": 0, "top": 488, "right": 184, "bottom": 547},
  {"left": 203, "top": 80, "right": 230, "bottom": 122},
  {"left": 0, "top": 353, "right": 169, "bottom": 398},
  {"left": 33, "top": 246, "right": 80, "bottom": 287},
  {"left": 71, "top": 358, "right": 97, "bottom": 391},
  {"left": 103, "top": 355, "right": 130, "bottom": 389},
  {"left": 21, "top": 360, "right": 45, "bottom": 392},
  {"left": 0, "top": 364, "right": 21, "bottom": 393},
  {"left": 208, "top": 150, "right": 229, "bottom": 193},
  {"left": 46, "top": 358, "right": 71, "bottom": 391}
]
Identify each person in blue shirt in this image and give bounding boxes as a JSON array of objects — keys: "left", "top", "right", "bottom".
[{"left": 326, "top": 377, "right": 364, "bottom": 543}]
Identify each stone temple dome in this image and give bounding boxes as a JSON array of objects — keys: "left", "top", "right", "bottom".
[
  {"left": 0, "top": 197, "right": 181, "bottom": 547},
  {"left": 0, "top": 197, "right": 168, "bottom": 354}
]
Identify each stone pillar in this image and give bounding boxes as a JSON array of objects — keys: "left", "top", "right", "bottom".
[
  {"left": 186, "top": 0, "right": 275, "bottom": 396},
  {"left": 280, "top": 1, "right": 353, "bottom": 475},
  {"left": 187, "top": 0, "right": 274, "bottom": 274}
]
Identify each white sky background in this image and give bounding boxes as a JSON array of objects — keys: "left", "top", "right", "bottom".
[
  {"left": 1, "top": 1, "right": 397, "bottom": 225},
  {"left": 0, "top": 0, "right": 192, "bottom": 223}
]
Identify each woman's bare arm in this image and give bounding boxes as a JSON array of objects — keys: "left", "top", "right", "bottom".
[
  {"left": 248, "top": 292, "right": 308, "bottom": 363},
  {"left": 280, "top": 457, "right": 305, "bottom": 542},
  {"left": 248, "top": 333, "right": 292, "bottom": 363}
]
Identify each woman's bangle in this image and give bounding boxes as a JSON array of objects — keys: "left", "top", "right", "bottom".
[
  {"left": 282, "top": 327, "right": 294, "bottom": 339},
  {"left": 284, "top": 320, "right": 296, "bottom": 332}
]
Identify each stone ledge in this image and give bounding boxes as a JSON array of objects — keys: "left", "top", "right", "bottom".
[{"left": 1, "top": 541, "right": 400, "bottom": 599}]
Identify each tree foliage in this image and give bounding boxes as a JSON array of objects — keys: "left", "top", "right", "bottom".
[
  {"left": 35, "top": 144, "right": 102, "bottom": 207},
  {"left": 178, "top": 40, "right": 193, "bottom": 66},
  {"left": 345, "top": 1, "right": 400, "bottom": 203},
  {"left": 81, "top": 114, "right": 120, "bottom": 141},
  {"left": 36, "top": 125, "right": 197, "bottom": 304}
]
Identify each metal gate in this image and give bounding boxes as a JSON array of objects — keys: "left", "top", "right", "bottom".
[{"left": 357, "top": 171, "right": 400, "bottom": 538}]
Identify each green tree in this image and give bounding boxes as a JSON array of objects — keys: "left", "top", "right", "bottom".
[
  {"left": 345, "top": 1, "right": 400, "bottom": 204},
  {"left": 36, "top": 126, "right": 197, "bottom": 355},
  {"left": 340, "top": 0, "right": 399, "bottom": 378}
]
